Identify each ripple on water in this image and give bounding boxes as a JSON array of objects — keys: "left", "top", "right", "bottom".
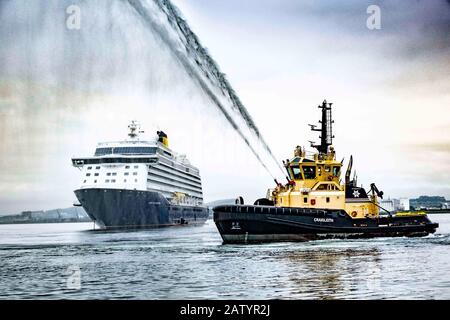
[{"left": 1, "top": 216, "right": 450, "bottom": 299}]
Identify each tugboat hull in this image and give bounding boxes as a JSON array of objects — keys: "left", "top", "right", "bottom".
[{"left": 213, "top": 205, "right": 439, "bottom": 244}]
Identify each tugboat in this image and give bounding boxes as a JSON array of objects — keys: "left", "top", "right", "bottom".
[{"left": 213, "top": 100, "right": 439, "bottom": 243}]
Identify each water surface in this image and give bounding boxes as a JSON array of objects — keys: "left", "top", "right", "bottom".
[{"left": 1, "top": 215, "right": 450, "bottom": 299}]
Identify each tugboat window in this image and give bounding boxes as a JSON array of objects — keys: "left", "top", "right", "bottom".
[
  {"left": 333, "top": 166, "right": 340, "bottom": 176},
  {"left": 325, "top": 166, "right": 331, "bottom": 173},
  {"left": 290, "top": 165, "right": 302, "bottom": 180},
  {"left": 317, "top": 184, "right": 327, "bottom": 190},
  {"left": 302, "top": 166, "right": 316, "bottom": 179}
]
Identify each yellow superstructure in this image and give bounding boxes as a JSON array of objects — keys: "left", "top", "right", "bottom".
[{"left": 269, "top": 100, "right": 382, "bottom": 219}]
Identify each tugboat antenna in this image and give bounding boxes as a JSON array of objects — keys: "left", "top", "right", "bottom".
[{"left": 310, "top": 100, "right": 334, "bottom": 154}]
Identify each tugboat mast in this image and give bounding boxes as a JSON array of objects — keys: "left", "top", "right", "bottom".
[{"left": 309, "top": 100, "right": 334, "bottom": 154}]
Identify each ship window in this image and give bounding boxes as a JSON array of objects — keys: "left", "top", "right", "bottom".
[
  {"left": 135, "top": 179, "right": 138, "bottom": 182},
  {"left": 83, "top": 180, "right": 87, "bottom": 183},
  {"left": 133, "top": 172, "right": 138, "bottom": 176},
  {"left": 112, "top": 172, "right": 117, "bottom": 176},
  {"left": 124, "top": 172, "right": 129, "bottom": 176},
  {"left": 94, "top": 180, "right": 97, "bottom": 183},
  {"left": 107, "top": 173, "right": 111, "bottom": 176},
  {"left": 86, "top": 173, "right": 91, "bottom": 177},
  {"left": 125, "top": 165, "right": 130, "bottom": 169},
  {"left": 94, "top": 147, "right": 113, "bottom": 156},
  {"left": 94, "top": 173, "right": 99, "bottom": 176},
  {"left": 112, "top": 147, "right": 157, "bottom": 155},
  {"left": 326, "top": 197, "right": 330, "bottom": 203},
  {"left": 290, "top": 165, "right": 302, "bottom": 180},
  {"left": 333, "top": 166, "right": 340, "bottom": 176},
  {"left": 95, "top": 166, "right": 100, "bottom": 169},
  {"left": 325, "top": 166, "right": 331, "bottom": 173},
  {"left": 124, "top": 179, "right": 127, "bottom": 183},
  {"left": 111, "top": 179, "right": 116, "bottom": 183},
  {"left": 317, "top": 184, "right": 327, "bottom": 190},
  {"left": 87, "top": 166, "right": 92, "bottom": 170},
  {"left": 134, "top": 165, "right": 138, "bottom": 169},
  {"left": 303, "top": 197, "right": 307, "bottom": 203},
  {"left": 105, "top": 179, "right": 110, "bottom": 183},
  {"left": 302, "top": 166, "right": 316, "bottom": 179}
]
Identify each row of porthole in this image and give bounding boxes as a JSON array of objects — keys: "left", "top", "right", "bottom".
[
  {"left": 86, "top": 172, "right": 138, "bottom": 177},
  {"left": 87, "top": 165, "right": 139, "bottom": 170},
  {"left": 82, "top": 179, "right": 139, "bottom": 184}
]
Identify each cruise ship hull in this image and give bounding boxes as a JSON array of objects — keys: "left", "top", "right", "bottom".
[
  {"left": 213, "top": 205, "right": 439, "bottom": 244},
  {"left": 75, "top": 188, "right": 208, "bottom": 229}
]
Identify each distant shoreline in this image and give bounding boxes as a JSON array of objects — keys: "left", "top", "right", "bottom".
[
  {"left": 0, "top": 210, "right": 449, "bottom": 226},
  {"left": 424, "top": 209, "right": 450, "bottom": 214},
  {"left": 0, "top": 206, "right": 91, "bottom": 225},
  {"left": 0, "top": 219, "right": 92, "bottom": 225}
]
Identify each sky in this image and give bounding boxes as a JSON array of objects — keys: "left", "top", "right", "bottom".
[{"left": 0, "top": 0, "right": 449, "bottom": 214}]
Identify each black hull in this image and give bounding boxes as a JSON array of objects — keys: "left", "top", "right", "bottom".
[
  {"left": 213, "top": 205, "right": 439, "bottom": 243},
  {"left": 75, "top": 188, "right": 208, "bottom": 229}
]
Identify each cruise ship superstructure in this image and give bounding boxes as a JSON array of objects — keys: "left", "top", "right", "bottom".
[{"left": 72, "top": 121, "right": 208, "bottom": 229}]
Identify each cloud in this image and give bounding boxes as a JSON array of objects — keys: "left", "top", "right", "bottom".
[
  {"left": 406, "top": 142, "right": 450, "bottom": 155},
  {"left": 1, "top": 0, "right": 450, "bottom": 212}
]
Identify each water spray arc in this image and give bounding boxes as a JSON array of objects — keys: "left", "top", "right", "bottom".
[{"left": 127, "top": 0, "right": 285, "bottom": 179}]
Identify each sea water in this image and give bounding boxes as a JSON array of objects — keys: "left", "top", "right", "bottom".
[{"left": 1, "top": 214, "right": 450, "bottom": 299}]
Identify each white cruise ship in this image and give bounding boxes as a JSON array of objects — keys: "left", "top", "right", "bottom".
[{"left": 72, "top": 121, "right": 208, "bottom": 229}]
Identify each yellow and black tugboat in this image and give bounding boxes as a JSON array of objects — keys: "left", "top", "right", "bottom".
[{"left": 213, "top": 100, "right": 439, "bottom": 243}]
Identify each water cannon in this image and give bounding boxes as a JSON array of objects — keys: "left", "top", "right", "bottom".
[
  {"left": 370, "top": 183, "right": 384, "bottom": 199},
  {"left": 274, "top": 179, "right": 282, "bottom": 188}
]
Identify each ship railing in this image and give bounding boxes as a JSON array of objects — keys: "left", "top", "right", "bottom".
[{"left": 97, "top": 139, "right": 157, "bottom": 146}]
